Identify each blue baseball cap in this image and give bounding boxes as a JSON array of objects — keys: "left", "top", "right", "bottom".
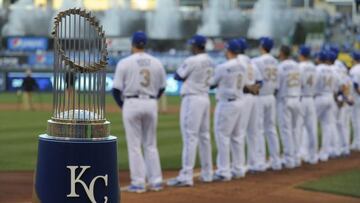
[
  {"left": 259, "top": 37, "right": 274, "bottom": 51},
  {"left": 226, "top": 39, "right": 240, "bottom": 53},
  {"left": 237, "top": 37, "right": 248, "bottom": 52},
  {"left": 298, "top": 45, "right": 311, "bottom": 57},
  {"left": 327, "top": 51, "right": 337, "bottom": 62},
  {"left": 188, "top": 34, "right": 206, "bottom": 47},
  {"left": 352, "top": 51, "right": 360, "bottom": 61},
  {"left": 316, "top": 50, "right": 328, "bottom": 61},
  {"left": 132, "top": 31, "right": 147, "bottom": 46}
]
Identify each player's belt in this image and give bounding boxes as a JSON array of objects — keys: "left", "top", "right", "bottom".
[
  {"left": 217, "top": 98, "right": 237, "bottom": 102},
  {"left": 125, "top": 95, "right": 156, "bottom": 99},
  {"left": 315, "top": 93, "right": 333, "bottom": 97}
]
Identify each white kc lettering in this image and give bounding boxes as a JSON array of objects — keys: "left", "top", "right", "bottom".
[{"left": 67, "top": 166, "right": 109, "bottom": 203}]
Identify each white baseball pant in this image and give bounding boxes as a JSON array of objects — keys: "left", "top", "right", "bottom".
[
  {"left": 315, "top": 94, "right": 337, "bottom": 161},
  {"left": 257, "top": 94, "right": 281, "bottom": 170},
  {"left": 299, "top": 97, "right": 318, "bottom": 163},
  {"left": 336, "top": 105, "right": 351, "bottom": 155},
  {"left": 352, "top": 104, "right": 360, "bottom": 151},
  {"left": 242, "top": 94, "right": 264, "bottom": 170},
  {"left": 278, "top": 97, "right": 302, "bottom": 168},
  {"left": 122, "top": 98, "right": 163, "bottom": 186},
  {"left": 178, "top": 95, "right": 213, "bottom": 183},
  {"left": 214, "top": 99, "right": 246, "bottom": 179}
]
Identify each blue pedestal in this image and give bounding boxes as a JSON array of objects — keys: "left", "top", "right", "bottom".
[{"left": 34, "top": 135, "right": 120, "bottom": 203}]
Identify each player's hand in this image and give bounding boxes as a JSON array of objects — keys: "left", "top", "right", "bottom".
[
  {"left": 346, "top": 96, "right": 354, "bottom": 106},
  {"left": 336, "top": 101, "right": 344, "bottom": 108}
]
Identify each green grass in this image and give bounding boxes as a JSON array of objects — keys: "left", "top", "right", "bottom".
[
  {"left": 0, "top": 93, "right": 217, "bottom": 171},
  {"left": 298, "top": 170, "right": 360, "bottom": 198},
  {"left": 0, "top": 92, "right": 213, "bottom": 106}
]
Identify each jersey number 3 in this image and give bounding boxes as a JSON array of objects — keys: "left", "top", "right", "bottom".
[{"left": 140, "top": 69, "right": 151, "bottom": 87}]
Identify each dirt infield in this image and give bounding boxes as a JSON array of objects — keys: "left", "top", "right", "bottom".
[{"left": 1, "top": 152, "right": 360, "bottom": 203}]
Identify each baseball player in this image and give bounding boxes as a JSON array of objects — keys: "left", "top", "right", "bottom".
[
  {"left": 314, "top": 51, "right": 338, "bottom": 162},
  {"left": 167, "top": 35, "right": 214, "bottom": 187},
  {"left": 297, "top": 45, "right": 318, "bottom": 164},
  {"left": 112, "top": 31, "right": 166, "bottom": 193},
  {"left": 277, "top": 45, "right": 302, "bottom": 168},
  {"left": 252, "top": 37, "right": 281, "bottom": 171},
  {"left": 328, "top": 50, "right": 353, "bottom": 156},
  {"left": 350, "top": 51, "right": 360, "bottom": 151},
  {"left": 236, "top": 38, "right": 263, "bottom": 172},
  {"left": 211, "top": 39, "right": 250, "bottom": 181}
]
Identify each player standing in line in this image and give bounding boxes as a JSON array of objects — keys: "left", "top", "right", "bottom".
[
  {"left": 236, "top": 38, "right": 263, "bottom": 172},
  {"left": 277, "top": 45, "right": 302, "bottom": 168},
  {"left": 167, "top": 35, "right": 214, "bottom": 187},
  {"left": 112, "top": 31, "right": 166, "bottom": 193},
  {"left": 331, "top": 46, "right": 348, "bottom": 74},
  {"left": 350, "top": 51, "right": 360, "bottom": 151},
  {"left": 328, "top": 51, "right": 353, "bottom": 156},
  {"left": 314, "top": 51, "right": 338, "bottom": 162},
  {"left": 252, "top": 37, "right": 282, "bottom": 171},
  {"left": 211, "top": 39, "right": 249, "bottom": 181},
  {"left": 297, "top": 45, "right": 318, "bottom": 164}
]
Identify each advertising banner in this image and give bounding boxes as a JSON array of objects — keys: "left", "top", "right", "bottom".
[
  {"left": 6, "top": 72, "right": 213, "bottom": 95},
  {"left": 0, "top": 55, "right": 28, "bottom": 66},
  {"left": 28, "top": 53, "right": 54, "bottom": 67},
  {"left": 7, "top": 37, "right": 48, "bottom": 51},
  {"left": 7, "top": 72, "right": 53, "bottom": 91}
]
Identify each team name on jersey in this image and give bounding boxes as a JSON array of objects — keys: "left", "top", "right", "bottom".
[{"left": 137, "top": 58, "right": 151, "bottom": 67}]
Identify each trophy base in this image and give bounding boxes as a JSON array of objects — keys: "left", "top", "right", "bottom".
[{"left": 33, "top": 134, "right": 120, "bottom": 203}]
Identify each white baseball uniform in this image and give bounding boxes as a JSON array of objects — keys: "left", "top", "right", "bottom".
[
  {"left": 237, "top": 54, "right": 263, "bottom": 171},
  {"left": 298, "top": 60, "right": 318, "bottom": 164},
  {"left": 252, "top": 53, "right": 281, "bottom": 170},
  {"left": 212, "top": 57, "right": 249, "bottom": 179},
  {"left": 113, "top": 52, "right": 166, "bottom": 187},
  {"left": 277, "top": 59, "right": 302, "bottom": 168},
  {"left": 315, "top": 63, "right": 338, "bottom": 161},
  {"left": 333, "top": 61, "right": 352, "bottom": 155},
  {"left": 350, "top": 64, "right": 360, "bottom": 151},
  {"left": 175, "top": 53, "right": 214, "bottom": 184}
]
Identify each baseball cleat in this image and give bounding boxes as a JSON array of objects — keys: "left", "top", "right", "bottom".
[
  {"left": 271, "top": 164, "right": 282, "bottom": 171},
  {"left": 307, "top": 159, "right": 318, "bottom": 165},
  {"left": 248, "top": 164, "right": 268, "bottom": 173},
  {"left": 318, "top": 154, "right": 329, "bottom": 162},
  {"left": 199, "top": 176, "right": 213, "bottom": 183},
  {"left": 212, "top": 174, "right": 231, "bottom": 182},
  {"left": 149, "top": 183, "right": 163, "bottom": 192},
  {"left": 126, "top": 185, "right": 146, "bottom": 193},
  {"left": 167, "top": 178, "right": 193, "bottom": 187},
  {"left": 231, "top": 172, "right": 245, "bottom": 179}
]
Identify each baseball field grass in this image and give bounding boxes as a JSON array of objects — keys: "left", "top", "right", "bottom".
[
  {"left": 0, "top": 93, "right": 217, "bottom": 171},
  {"left": 298, "top": 169, "right": 360, "bottom": 198}
]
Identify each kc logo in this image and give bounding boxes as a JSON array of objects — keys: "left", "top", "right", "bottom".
[{"left": 67, "top": 166, "right": 108, "bottom": 203}]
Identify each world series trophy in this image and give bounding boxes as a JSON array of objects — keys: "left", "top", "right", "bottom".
[{"left": 33, "top": 8, "right": 119, "bottom": 203}]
